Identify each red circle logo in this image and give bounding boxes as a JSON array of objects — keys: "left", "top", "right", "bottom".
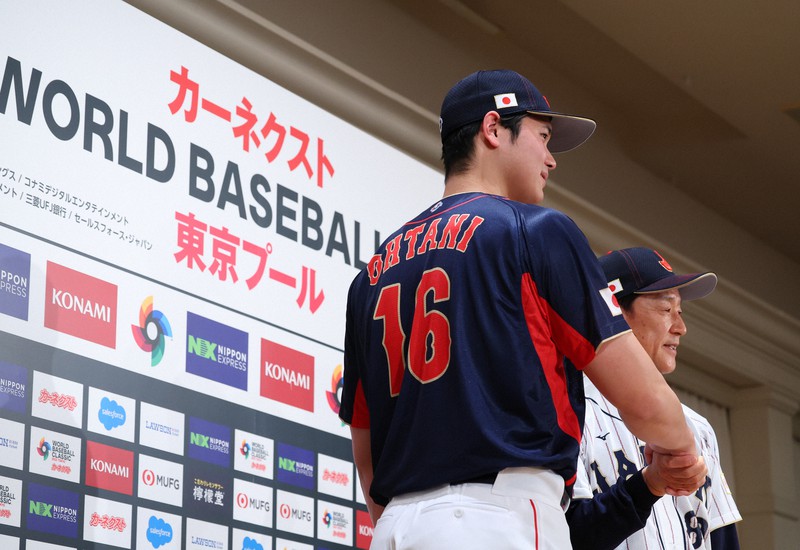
[{"left": 142, "top": 469, "right": 155, "bottom": 486}]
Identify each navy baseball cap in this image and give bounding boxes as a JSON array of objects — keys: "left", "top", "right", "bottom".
[
  {"left": 599, "top": 247, "right": 718, "bottom": 302},
  {"left": 439, "top": 69, "right": 597, "bottom": 152}
]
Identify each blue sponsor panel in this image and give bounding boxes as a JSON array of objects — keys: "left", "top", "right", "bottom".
[
  {"left": 0, "top": 243, "right": 31, "bottom": 321},
  {"left": 186, "top": 312, "right": 248, "bottom": 390},
  {"left": 0, "top": 361, "right": 27, "bottom": 414},
  {"left": 188, "top": 416, "right": 231, "bottom": 467},
  {"left": 26, "top": 482, "right": 80, "bottom": 539},
  {"left": 276, "top": 443, "right": 316, "bottom": 490}
]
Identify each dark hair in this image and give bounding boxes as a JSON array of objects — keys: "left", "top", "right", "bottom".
[
  {"left": 441, "top": 113, "right": 528, "bottom": 179},
  {"left": 617, "top": 293, "right": 637, "bottom": 313}
]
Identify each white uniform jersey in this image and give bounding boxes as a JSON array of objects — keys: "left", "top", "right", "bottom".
[{"left": 574, "top": 378, "right": 741, "bottom": 549}]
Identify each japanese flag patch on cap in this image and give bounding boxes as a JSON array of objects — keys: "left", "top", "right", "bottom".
[
  {"left": 598, "top": 247, "right": 718, "bottom": 302},
  {"left": 494, "top": 93, "right": 518, "bottom": 109},
  {"left": 438, "top": 69, "right": 597, "bottom": 152}
]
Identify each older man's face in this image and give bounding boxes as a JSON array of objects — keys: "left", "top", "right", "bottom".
[{"left": 623, "top": 289, "right": 687, "bottom": 374}]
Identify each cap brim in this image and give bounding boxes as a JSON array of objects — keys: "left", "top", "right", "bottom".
[
  {"left": 635, "top": 272, "right": 718, "bottom": 301},
  {"left": 528, "top": 111, "right": 596, "bottom": 153}
]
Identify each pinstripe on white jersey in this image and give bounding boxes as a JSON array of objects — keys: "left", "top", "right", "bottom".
[{"left": 574, "top": 378, "right": 741, "bottom": 549}]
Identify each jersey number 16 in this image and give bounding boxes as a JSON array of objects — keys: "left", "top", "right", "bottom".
[{"left": 373, "top": 267, "right": 452, "bottom": 396}]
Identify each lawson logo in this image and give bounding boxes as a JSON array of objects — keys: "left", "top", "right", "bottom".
[{"left": 44, "top": 261, "right": 117, "bottom": 348}]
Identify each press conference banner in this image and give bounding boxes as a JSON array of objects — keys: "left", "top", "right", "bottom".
[{"left": 0, "top": 2, "right": 442, "bottom": 549}]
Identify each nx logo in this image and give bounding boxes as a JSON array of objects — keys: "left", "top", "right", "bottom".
[
  {"left": 29, "top": 501, "right": 52, "bottom": 517},
  {"left": 191, "top": 432, "right": 210, "bottom": 448},
  {"left": 188, "top": 336, "right": 216, "bottom": 360}
]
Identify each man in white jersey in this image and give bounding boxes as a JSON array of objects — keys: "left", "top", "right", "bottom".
[{"left": 568, "top": 247, "right": 742, "bottom": 549}]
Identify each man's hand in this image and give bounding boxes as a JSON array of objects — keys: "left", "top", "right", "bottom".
[{"left": 643, "top": 444, "right": 708, "bottom": 497}]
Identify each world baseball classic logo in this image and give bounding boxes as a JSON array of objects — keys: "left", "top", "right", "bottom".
[{"left": 131, "top": 296, "right": 172, "bottom": 366}]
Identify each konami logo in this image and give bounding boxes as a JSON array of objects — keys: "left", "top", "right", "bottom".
[
  {"left": 84, "top": 441, "right": 134, "bottom": 495},
  {"left": 44, "top": 262, "right": 117, "bottom": 348},
  {"left": 356, "top": 509, "right": 374, "bottom": 550},
  {"left": 260, "top": 339, "right": 314, "bottom": 412}
]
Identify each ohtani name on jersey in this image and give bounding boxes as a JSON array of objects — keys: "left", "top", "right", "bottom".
[{"left": 367, "top": 214, "right": 484, "bottom": 286}]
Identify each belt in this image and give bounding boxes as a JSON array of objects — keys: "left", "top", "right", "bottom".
[{"left": 450, "top": 472, "right": 498, "bottom": 485}]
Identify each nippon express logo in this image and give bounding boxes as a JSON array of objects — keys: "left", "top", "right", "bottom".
[
  {"left": 186, "top": 312, "right": 247, "bottom": 390},
  {"left": 0, "top": 242, "right": 30, "bottom": 321},
  {"left": 147, "top": 515, "right": 174, "bottom": 548},
  {"left": 276, "top": 443, "right": 315, "bottom": 490},
  {"left": 44, "top": 261, "right": 117, "bottom": 348},
  {"left": 0, "top": 361, "right": 28, "bottom": 414},
  {"left": 188, "top": 417, "right": 231, "bottom": 467},
  {"left": 131, "top": 296, "right": 172, "bottom": 367},
  {"left": 26, "top": 482, "right": 80, "bottom": 538}
]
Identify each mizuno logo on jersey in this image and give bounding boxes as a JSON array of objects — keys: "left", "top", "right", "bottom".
[{"left": 599, "top": 278, "right": 623, "bottom": 316}]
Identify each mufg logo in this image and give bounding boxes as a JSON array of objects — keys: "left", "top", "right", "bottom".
[{"left": 131, "top": 296, "right": 172, "bottom": 367}]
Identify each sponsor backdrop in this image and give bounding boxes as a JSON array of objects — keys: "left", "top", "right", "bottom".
[{"left": 0, "top": 2, "right": 442, "bottom": 548}]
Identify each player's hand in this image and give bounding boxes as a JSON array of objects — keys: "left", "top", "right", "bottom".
[{"left": 643, "top": 445, "right": 707, "bottom": 497}]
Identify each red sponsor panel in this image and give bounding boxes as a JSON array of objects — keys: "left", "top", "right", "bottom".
[
  {"left": 260, "top": 339, "right": 314, "bottom": 412},
  {"left": 356, "top": 509, "right": 374, "bottom": 549},
  {"left": 85, "top": 440, "right": 134, "bottom": 495},
  {"left": 44, "top": 262, "right": 118, "bottom": 348}
]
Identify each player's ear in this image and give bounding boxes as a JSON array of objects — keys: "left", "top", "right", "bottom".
[{"left": 481, "top": 111, "right": 502, "bottom": 147}]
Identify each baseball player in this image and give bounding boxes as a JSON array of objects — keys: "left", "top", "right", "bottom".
[
  {"left": 569, "top": 247, "right": 742, "bottom": 549},
  {"left": 339, "top": 69, "right": 705, "bottom": 549}
]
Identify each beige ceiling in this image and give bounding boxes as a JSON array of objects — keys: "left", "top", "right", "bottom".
[{"left": 386, "top": 0, "right": 800, "bottom": 262}]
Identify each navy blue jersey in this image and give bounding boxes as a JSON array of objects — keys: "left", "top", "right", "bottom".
[{"left": 339, "top": 192, "right": 629, "bottom": 506}]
